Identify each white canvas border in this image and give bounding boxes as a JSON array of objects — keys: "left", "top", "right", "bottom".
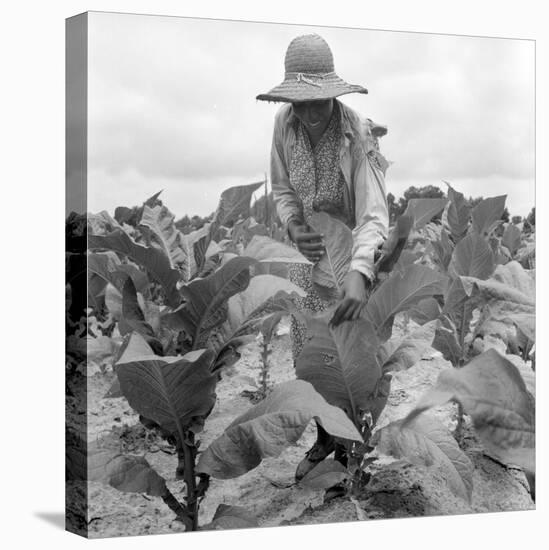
[{"left": 3, "top": 1, "right": 546, "bottom": 549}]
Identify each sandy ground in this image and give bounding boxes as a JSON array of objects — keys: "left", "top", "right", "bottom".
[{"left": 67, "top": 316, "right": 534, "bottom": 538}]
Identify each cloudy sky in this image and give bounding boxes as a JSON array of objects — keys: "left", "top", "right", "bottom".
[{"left": 85, "top": 11, "right": 535, "bottom": 219}]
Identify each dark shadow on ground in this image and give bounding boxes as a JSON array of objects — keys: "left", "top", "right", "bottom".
[{"left": 34, "top": 512, "right": 65, "bottom": 530}]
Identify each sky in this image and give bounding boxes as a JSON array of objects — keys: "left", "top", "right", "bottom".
[{"left": 84, "top": 12, "right": 535, "bottom": 219}]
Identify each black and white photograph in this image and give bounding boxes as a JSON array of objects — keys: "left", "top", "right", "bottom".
[{"left": 63, "top": 10, "right": 537, "bottom": 539}]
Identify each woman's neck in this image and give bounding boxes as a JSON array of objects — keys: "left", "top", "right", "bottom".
[{"left": 306, "top": 105, "right": 336, "bottom": 148}]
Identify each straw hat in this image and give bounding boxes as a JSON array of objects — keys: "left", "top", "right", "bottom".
[{"left": 256, "top": 34, "right": 368, "bottom": 103}]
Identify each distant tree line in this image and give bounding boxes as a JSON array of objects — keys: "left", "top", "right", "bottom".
[{"left": 175, "top": 213, "right": 214, "bottom": 234}]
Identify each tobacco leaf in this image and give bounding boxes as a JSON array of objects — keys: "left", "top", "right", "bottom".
[
  {"left": 88, "top": 229, "right": 181, "bottom": 307},
  {"left": 115, "top": 333, "right": 217, "bottom": 437},
  {"left": 308, "top": 212, "right": 352, "bottom": 301},
  {"left": 403, "top": 198, "right": 448, "bottom": 230},
  {"left": 196, "top": 380, "right": 362, "bottom": 479},
  {"left": 203, "top": 504, "right": 259, "bottom": 530},
  {"left": 364, "top": 264, "right": 448, "bottom": 341},
  {"left": 471, "top": 196, "right": 507, "bottom": 237},
  {"left": 374, "top": 415, "right": 474, "bottom": 502},
  {"left": 164, "top": 256, "right": 256, "bottom": 349},
  {"left": 379, "top": 320, "right": 437, "bottom": 373},
  {"left": 449, "top": 232, "right": 496, "bottom": 280},
  {"left": 300, "top": 459, "right": 348, "bottom": 490},
  {"left": 296, "top": 314, "right": 383, "bottom": 425},
  {"left": 403, "top": 349, "right": 535, "bottom": 472}
]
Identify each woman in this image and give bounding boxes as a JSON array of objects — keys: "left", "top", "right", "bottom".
[{"left": 256, "top": 34, "right": 390, "bottom": 488}]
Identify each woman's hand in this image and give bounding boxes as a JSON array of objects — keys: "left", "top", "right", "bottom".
[
  {"left": 288, "top": 220, "right": 325, "bottom": 262},
  {"left": 329, "top": 270, "right": 372, "bottom": 327}
]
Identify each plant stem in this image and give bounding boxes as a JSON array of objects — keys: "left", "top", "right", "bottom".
[
  {"left": 455, "top": 402, "right": 464, "bottom": 441},
  {"left": 259, "top": 339, "right": 270, "bottom": 399},
  {"left": 182, "top": 432, "right": 199, "bottom": 531},
  {"left": 161, "top": 488, "right": 193, "bottom": 531},
  {"left": 175, "top": 445, "right": 186, "bottom": 480},
  {"left": 458, "top": 304, "right": 468, "bottom": 365}
]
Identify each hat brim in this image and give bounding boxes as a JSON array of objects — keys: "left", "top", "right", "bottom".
[{"left": 256, "top": 73, "right": 367, "bottom": 103}]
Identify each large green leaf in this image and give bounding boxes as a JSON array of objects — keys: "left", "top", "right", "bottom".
[
  {"left": 139, "top": 205, "right": 189, "bottom": 271},
  {"left": 448, "top": 232, "right": 495, "bottom": 280},
  {"left": 374, "top": 415, "right": 473, "bottom": 502},
  {"left": 364, "top": 264, "right": 448, "bottom": 340},
  {"left": 516, "top": 241, "right": 535, "bottom": 269},
  {"left": 403, "top": 349, "right": 535, "bottom": 473},
  {"left": 207, "top": 276, "right": 305, "bottom": 369},
  {"left": 213, "top": 181, "right": 264, "bottom": 228},
  {"left": 115, "top": 333, "right": 217, "bottom": 438},
  {"left": 103, "top": 280, "right": 159, "bottom": 339},
  {"left": 212, "top": 275, "right": 305, "bottom": 346},
  {"left": 120, "top": 277, "right": 154, "bottom": 336},
  {"left": 392, "top": 250, "right": 420, "bottom": 275},
  {"left": 196, "top": 380, "right": 362, "bottom": 479},
  {"left": 440, "top": 277, "right": 476, "bottom": 354},
  {"left": 300, "top": 459, "right": 348, "bottom": 490},
  {"left": 181, "top": 224, "right": 215, "bottom": 282},
  {"left": 88, "top": 229, "right": 181, "bottom": 307},
  {"left": 67, "top": 430, "right": 161, "bottom": 497},
  {"left": 203, "top": 505, "right": 260, "bottom": 530},
  {"left": 296, "top": 314, "right": 384, "bottom": 426},
  {"left": 502, "top": 224, "right": 522, "bottom": 257},
  {"left": 88, "top": 252, "right": 150, "bottom": 295},
  {"left": 379, "top": 320, "right": 437, "bottom": 373},
  {"left": 113, "top": 191, "right": 163, "bottom": 227},
  {"left": 404, "top": 198, "right": 448, "bottom": 230},
  {"left": 445, "top": 184, "right": 471, "bottom": 242},
  {"left": 88, "top": 441, "right": 167, "bottom": 497},
  {"left": 375, "top": 215, "right": 413, "bottom": 276},
  {"left": 88, "top": 210, "right": 122, "bottom": 235},
  {"left": 243, "top": 235, "right": 310, "bottom": 265},
  {"left": 460, "top": 274, "right": 534, "bottom": 352},
  {"left": 471, "top": 195, "right": 507, "bottom": 236},
  {"left": 461, "top": 262, "right": 534, "bottom": 352},
  {"left": 116, "top": 279, "right": 164, "bottom": 354},
  {"left": 308, "top": 212, "right": 352, "bottom": 301},
  {"left": 243, "top": 234, "right": 310, "bottom": 278},
  {"left": 164, "top": 256, "right": 256, "bottom": 349},
  {"left": 493, "top": 261, "right": 535, "bottom": 298},
  {"left": 66, "top": 430, "right": 168, "bottom": 497},
  {"left": 460, "top": 275, "right": 534, "bottom": 308},
  {"left": 431, "top": 227, "right": 454, "bottom": 271},
  {"left": 407, "top": 297, "right": 442, "bottom": 325},
  {"left": 432, "top": 315, "right": 463, "bottom": 366},
  {"left": 232, "top": 217, "right": 270, "bottom": 248}
]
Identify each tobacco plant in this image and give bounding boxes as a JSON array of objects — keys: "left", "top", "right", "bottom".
[
  {"left": 375, "top": 186, "right": 536, "bottom": 498},
  {"left": 68, "top": 184, "right": 535, "bottom": 531},
  {"left": 197, "top": 204, "right": 451, "bottom": 495},
  {"left": 200, "top": 191, "right": 535, "bottom": 505},
  {"left": 72, "top": 183, "right": 367, "bottom": 530}
]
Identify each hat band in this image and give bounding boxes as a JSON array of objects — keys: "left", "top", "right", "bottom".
[{"left": 285, "top": 71, "right": 336, "bottom": 88}]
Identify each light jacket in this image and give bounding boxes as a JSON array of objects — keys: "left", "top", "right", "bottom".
[{"left": 270, "top": 99, "right": 390, "bottom": 281}]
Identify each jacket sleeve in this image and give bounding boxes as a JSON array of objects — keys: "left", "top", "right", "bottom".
[
  {"left": 349, "top": 126, "right": 390, "bottom": 281},
  {"left": 270, "top": 107, "right": 304, "bottom": 228}
]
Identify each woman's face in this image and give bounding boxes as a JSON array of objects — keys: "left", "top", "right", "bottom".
[{"left": 291, "top": 99, "right": 334, "bottom": 135}]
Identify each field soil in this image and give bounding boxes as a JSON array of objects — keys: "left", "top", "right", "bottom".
[{"left": 70, "top": 316, "right": 534, "bottom": 538}]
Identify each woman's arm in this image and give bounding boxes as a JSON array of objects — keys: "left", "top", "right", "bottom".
[
  {"left": 330, "top": 128, "right": 389, "bottom": 327},
  {"left": 349, "top": 148, "right": 390, "bottom": 282}
]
